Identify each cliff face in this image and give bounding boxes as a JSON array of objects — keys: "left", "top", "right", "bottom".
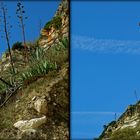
[
  {"left": 39, "top": 0, "right": 69, "bottom": 49},
  {"left": 0, "top": 0, "right": 69, "bottom": 72},
  {"left": 99, "top": 101, "right": 140, "bottom": 140},
  {"left": 0, "top": 1, "right": 69, "bottom": 139}
]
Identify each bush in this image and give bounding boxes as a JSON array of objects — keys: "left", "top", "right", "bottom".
[
  {"left": 44, "top": 16, "right": 62, "bottom": 30},
  {"left": 53, "top": 16, "right": 62, "bottom": 29},
  {"left": 12, "top": 42, "right": 24, "bottom": 51},
  {"left": 0, "top": 82, "right": 6, "bottom": 92},
  {"left": 58, "top": 37, "right": 69, "bottom": 49},
  {"left": 26, "top": 39, "right": 39, "bottom": 50},
  {"left": 20, "top": 60, "right": 57, "bottom": 84},
  {"left": 19, "top": 47, "right": 57, "bottom": 84},
  {"left": 110, "top": 128, "right": 139, "bottom": 140},
  {"left": 29, "top": 47, "right": 46, "bottom": 64},
  {"left": 44, "top": 21, "right": 52, "bottom": 30},
  {"left": 2, "top": 49, "right": 10, "bottom": 58}
]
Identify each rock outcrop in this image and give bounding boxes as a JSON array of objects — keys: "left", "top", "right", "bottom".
[
  {"left": 99, "top": 101, "right": 140, "bottom": 140},
  {"left": 0, "top": 0, "right": 69, "bottom": 139},
  {"left": 14, "top": 116, "right": 46, "bottom": 131},
  {"left": 39, "top": 0, "right": 69, "bottom": 49},
  {"left": 34, "top": 98, "right": 48, "bottom": 115}
]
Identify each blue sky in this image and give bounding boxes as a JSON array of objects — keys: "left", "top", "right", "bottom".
[
  {"left": 71, "top": 1, "right": 140, "bottom": 139},
  {"left": 0, "top": 1, "right": 60, "bottom": 56}
]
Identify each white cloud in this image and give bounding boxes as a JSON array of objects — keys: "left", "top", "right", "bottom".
[
  {"left": 72, "top": 111, "right": 122, "bottom": 115},
  {"left": 72, "top": 35, "right": 140, "bottom": 54}
]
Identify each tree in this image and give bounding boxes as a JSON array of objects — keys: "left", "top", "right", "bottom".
[
  {"left": 16, "top": 1, "right": 28, "bottom": 61},
  {"left": 0, "top": 2, "right": 15, "bottom": 74}
]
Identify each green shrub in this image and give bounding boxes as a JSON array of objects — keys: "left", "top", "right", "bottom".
[
  {"left": 2, "top": 49, "right": 9, "bottom": 58},
  {"left": 53, "top": 16, "right": 62, "bottom": 29},
  {"left": 2, "top": 53, "right": 6, "bottom": 60},
  {"left": 44, "top": 21, "right": 52, "bottom": 30},
  {"left": 44, "top": 37, "right": 68, "bottom": 67},
  {"left": 19, "top": 47, "right": 57, "bottom": 83},
  {"left": 44, "top": 16, "right": 62, "bottom": 30},
  {"left": 29, "top": 47, "right": 46, "bottom": 63},
  {"left": 12, "top": 42, "right": 24, "bottom": 51},
  {"left": 20, "top": 60, "right": 57, "bottom": 83},
  {"left": 110, "top": 128, "right": 138, "bottom": 140},
  {"left": 26, "top": 39, "right": 39, "bottom": 50},
  {"left": 0, "top": 82, "right": 6, "bottom": 92},
  {"left": 59, "top": 37, "right": 68, "bottom": 49}
]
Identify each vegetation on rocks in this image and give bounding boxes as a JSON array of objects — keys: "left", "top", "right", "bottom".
[
  {"left": 98, "top": 101, "right": 140, "bottom": 140},
  {"left": 0, "top": 0, "right": 69, "bottom": 139},
  {"left": 0, "top": 36, "right": 69, "bottom": 139},
  {"left": 44, "top": 16, "right": 62, "bottom": 30},
  {"left": 12, "top": 42, "right": 24, "bottom": 51}
]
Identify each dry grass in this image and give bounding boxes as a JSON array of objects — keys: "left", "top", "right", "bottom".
[{"left": 0, "top": 38, "right": 69, "bottom": 139}]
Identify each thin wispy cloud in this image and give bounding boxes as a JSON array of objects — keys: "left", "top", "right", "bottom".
[
  {"left": 72, "top": 35, "right": 140, "bottom": 54},
  {"left": 72, "top": 111, "right": 122, "bottom": 115}
]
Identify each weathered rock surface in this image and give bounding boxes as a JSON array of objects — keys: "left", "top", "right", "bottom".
[
  {"left": 99, "top": 101, "right": 140, "bottom": 139},
  {"left": 0, "top": 1, "right": 69, "bottom": 139},
  {"left": 34, "top": 98, "right": 48, "bottom": 115},
  {"left": 14, "top": 116, "right": 46, "bottom": 131},
  {"left": 39, "top": 0, "right": 69, "bottom": 49}
]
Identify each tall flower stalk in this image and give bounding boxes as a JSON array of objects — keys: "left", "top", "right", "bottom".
[
  {"left": 16, "top": 1, "right": 28, "bottom": 61},
  {"left": 0, "top": 2, "right": 15, "bottom": 74}
]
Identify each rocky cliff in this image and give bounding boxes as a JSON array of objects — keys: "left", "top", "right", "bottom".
[
  {"left": 39, "top": 0, "right": 69, "bottom": 49},
  {"left": 98, "top": 101, "right": 140, "bottom": 140},
  {"left": 0, "top": 0, "right": 69, "bottom": 72},
  {"left": 0, "top": 0, "right": 69, "bottom": 139}
]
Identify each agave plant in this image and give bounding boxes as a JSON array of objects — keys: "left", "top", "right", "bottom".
[
  {"left": 59, "top": 37, "right": 68, "bottom": 49},
  {"left": 0, "top": 82, "right": 6, "bottom": 92},
  {"left": 18, "top": 43, "right": 58, "bottom": 84},
  {"left": 29, "top": 47, "right": 46, "bottom": 64},
  {"left": 53, "top": 37, "right": 68, "bottom": 52},
  {"left": 20, "top": 60, "right": 57, "bottom": 83}
]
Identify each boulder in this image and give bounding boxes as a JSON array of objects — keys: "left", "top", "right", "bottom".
[
  {"left": 14, "top": 116, "right": 46, "bottom": 131},
  {"left": 34, "top": 98, "right": 48, "bottom": 115}
]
